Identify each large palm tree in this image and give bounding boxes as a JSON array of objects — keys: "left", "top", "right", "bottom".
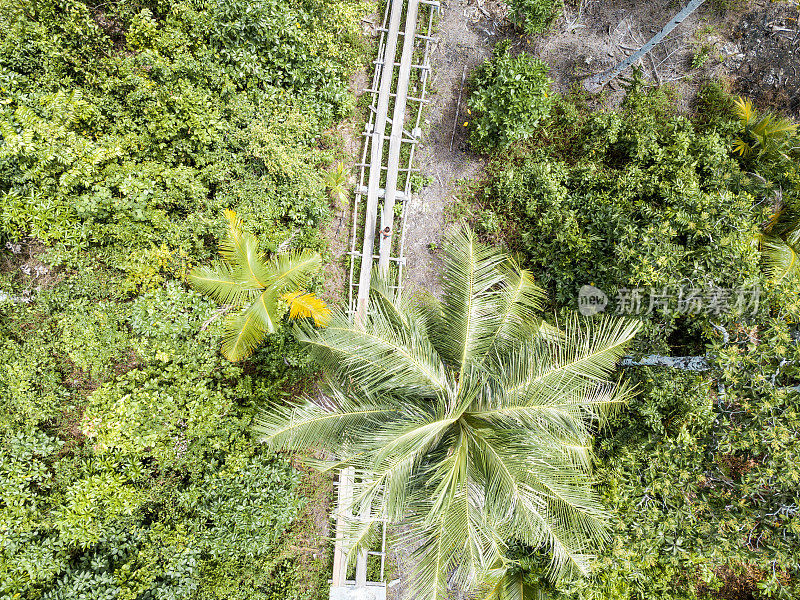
[
  {"left": 254, "top": 227, "right": 640, "bottom": 599},
  {"left": 189, "top": 209, "right": 330, "bottom": 361}
]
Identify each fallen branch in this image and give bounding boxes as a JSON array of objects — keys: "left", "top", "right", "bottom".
[
  {"left": 619, "top": 354, "right": 712, "bottom": 371},
  {"left": 583, "top": 0, "right": 706, "bottom": 92},
  {"left": 450, "top": 65, "right": 467, "bottom": 152}
]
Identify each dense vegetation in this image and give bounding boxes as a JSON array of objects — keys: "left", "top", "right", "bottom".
[
  {"left": 3, "top": 0, "right": 800, "bottom": 598},
  {"left": 506, "top": 0, "right": 563, "bottom": 35},
  {"left": 467, "top": 53, "right": 800, "bottom": 599},
  {"left": 0, "top": 0, "right": 367, "bottom": 597},
  {"left": 467, "top": 42, "right": 553, "bottom": 152}
]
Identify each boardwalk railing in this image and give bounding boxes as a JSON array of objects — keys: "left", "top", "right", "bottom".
[
  {"left": 333, "top": 1, "right": 439, "bottom": 598},
  {"left": 347, "top": 0, "right": 438, "bottom": 325}
]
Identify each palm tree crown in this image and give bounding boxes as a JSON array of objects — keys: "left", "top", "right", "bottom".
[
  {"left": 254, "top": 227, "right": 639, "bottom": 599},
  {"left": 189, "top": 210, "right": 330, "bottom": 361}
]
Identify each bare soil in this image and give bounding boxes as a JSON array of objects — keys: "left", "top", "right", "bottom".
[
  {"left": 533, "top": 0, "right": 799, "bottom": 115},
  {"left": 401, "top": 0, "right": 501, "bottom": 298},
  {"left": 731, "top": 3, "right": 800, "bottom": 115}
]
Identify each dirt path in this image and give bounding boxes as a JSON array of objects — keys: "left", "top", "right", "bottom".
[{"left": 401, "top": 0, "right": 505, "bottom": 299}]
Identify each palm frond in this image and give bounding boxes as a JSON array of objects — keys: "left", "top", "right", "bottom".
[
  {"left": 263, "top": 249, "right": 322, "bottom": 295},
  {"left": 295, "top": 307, "right": 452, "bottom": 400},
  {"left": 188, "top": 262, "right": 260, "bottom": 305},
  {"left": 407, "top": 451, "right": 504, "bottom": 600},
  {"left": 733, "top": 96, "right": 755, "bottom": 125},
  {"left": 324, "top": 162, "right": 349, "bottom": 208},
  {"left": 732, "top": 96, "right": 799, "bottom": 160},
  {"left": 437, "top": 224, "right": 511, "bottom": 376},
  {"left": 479, "top": 569, "right": 547, "bottom": 600},
  {"left": 283, "top": 290, "right": 331, "bottom": 326},
  {"left": 762, "top": 234, "right": 800, "bottom": 281},
  {"left": 483, "top": 262, "right": 545, "bottom": 367},
  {"left": 467, "top": 426, "right": 608, "bottom": 564},
  {"left": 218, "top": 209, "right": 270, "bottom": 288},
  {"left": 502, "top": 316, "right": 640, "bottom": 398},
  {"left": 476, "top": 379, "right": 633, "bottom": 435},
  {"left": 753, "top": 113, "right": 798, "bottom": 141},
  {"left": 340, "top": 518, "right": 383, "bottom": 564},
  {"left": 341, "top": 408, "right": 462, "bottom": 522},
  {"left": 254, "top": 392, "right": 399, "bottom": 453},
  {"left": 220, "top": 292, "right": 279, "bottom": 361},
  {"left": 369, "top": 274, "right": 412, "bottom": 330},
  {"left": 732, "top": 137, "right": 753, "bottom": 157}
]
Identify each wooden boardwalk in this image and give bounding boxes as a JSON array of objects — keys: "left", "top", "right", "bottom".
[
  {"left": 347, "top": 0, "right": 438, "bottom": 325},
  {"left": 334, "top": 1, "right": 438, "bottom": 598}
]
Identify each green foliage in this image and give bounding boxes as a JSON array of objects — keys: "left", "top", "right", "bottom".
[
  {"left": 474, "top": 83, "right": 766, "bottom": 351},
  {"left": 507, "top": 0, "right": 563, "bottom": 35},
  {"left": 0, "top": 269, "right": 318, "bottom": 599},
  {"left": 0, "top": 0, "right": 367, "bottom": 275},
  {"left": 555, "top": 313, "right": 800, "bottom": 600},
  {"left": 469, "top": 67, "right": 800, "bottom": 599},
  {"left": 0, "top": 0, "right": 364, "bottom": 595},
  {"left": 467, "top": 42, "right": 553, "bottom": 151},
  {"left": 323, "top": 162, "right": 350, "bottom": 208}
]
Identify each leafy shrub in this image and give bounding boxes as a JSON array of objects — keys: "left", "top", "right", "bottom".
[
  {"left": 0, "top": 0, "right": 366, "bottom": 276},
  {"left": 179, "top": 451, "right": 302, "bottom": 561},
  {"left": 469, "top": 68, "right": 800, "bottom": 600},
  {"left": 466, "top": 42, "right": 553, "bottom": 151},
  {"left": 507, "top": 0, "right": 563, "bottom": 35},
  {"left": 0, "top": 0, "right": 357, "bottom": 597},
  {"left": 0, "top": 272, "right": 314, "bottom": 599},
  {"left": 559, "top": 316, "right": 800, "bottom": 600},
  {"left": 474, "top": 85, "right": 766, "bottom": 351}
]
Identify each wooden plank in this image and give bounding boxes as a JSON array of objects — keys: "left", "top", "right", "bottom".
[
  {"left": 355, "top": 498, "right": 370, "bottom": 587},
  {"left": 378, "top": 0, "right": 421, "bottom": 274},
  {"left": 355, "top": 0, "right": 405, "bottom": 324},
  {"left": 331, "top": 467, "right": 355, "bottom": 587}
]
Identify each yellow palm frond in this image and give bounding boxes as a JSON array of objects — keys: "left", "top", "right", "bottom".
[
  {"left": 732, "top": 137, "right": 752, "bottom": 157},
  {"left": 733, "top": 96, "right": 755, "bottom": 125},
  {"left": 283, "top": 290, "right": 331, "bottom": 327},
  {"left": 751, "top": 112, "right": 797, "bottom": 138}
]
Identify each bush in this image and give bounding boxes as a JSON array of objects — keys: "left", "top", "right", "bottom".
[
  {"left": 0, "top": 0, "right": 366, "bottom": 276},
  {"left": 473, "top": 84, "right": 765, "bottom": 352},
  {"left": 468, "top": 66, "right": 800, "bottom": 600},
  {"left": 507, "top": 0, "right": 563, "bottom": 35},
  {"left": 466, "top": 42, "right": 553, "bottom": 151},
  {"left": 0, "top": 0, "right": 363, "bottom": 595},
  {"left": 0, "top": 271, "right": 314, "bottom": 599}
]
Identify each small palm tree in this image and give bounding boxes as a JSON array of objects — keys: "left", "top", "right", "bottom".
[
  {"left": 323, "top": 162, "right": 350, "bottom": 209},
  {"left": 732, "top": 96, "right": 799, "bottom": 161},
  {"left": 189, "top": 210, "right": 330, "bottom": 361},
  {"left": 254, "top": 227, "right": 640, "bottom": 598}
]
